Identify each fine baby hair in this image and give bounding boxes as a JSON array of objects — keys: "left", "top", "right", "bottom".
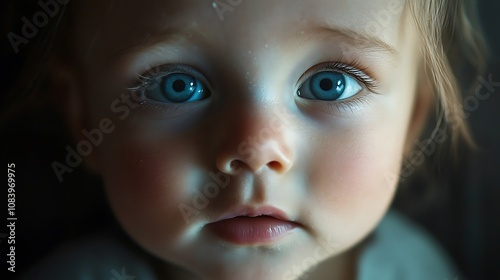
[{"left": 2, "top": 0, "right": 488, "bottom": 280}]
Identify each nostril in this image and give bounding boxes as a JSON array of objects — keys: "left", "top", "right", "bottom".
[
  {"left": 267, "top": 161, "right": 282, "bottom": 171},
  {"left": 230, "top": 160, "right": 241, "bottom": 171}
]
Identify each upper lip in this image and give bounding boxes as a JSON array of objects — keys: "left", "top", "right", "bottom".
[{"left": 211, "top": 205, "right": 296, "bottom": 223}]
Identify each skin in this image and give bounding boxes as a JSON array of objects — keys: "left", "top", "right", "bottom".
[{"left": 54, "top": 0, "right": 433, "bottom": 279}]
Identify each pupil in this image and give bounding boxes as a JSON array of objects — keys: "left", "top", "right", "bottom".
[
  {"left": 320, "top": 79, "right": 333, "bottom": 91},
  {"left": 173, "top": 80, "right": 186, "bottom": 92}
]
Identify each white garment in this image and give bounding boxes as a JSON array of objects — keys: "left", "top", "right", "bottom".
[{"left": 357, "top": 211, "right": 461, "bottom": 280}]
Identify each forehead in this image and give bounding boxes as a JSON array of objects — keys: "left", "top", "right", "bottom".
[{"left": 72, "top": 0, "right": 407, "bottom": 60}]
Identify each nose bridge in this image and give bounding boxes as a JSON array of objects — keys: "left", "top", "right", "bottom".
[{"left": 209, "top": 32, "right": 296, "bottom": 175}]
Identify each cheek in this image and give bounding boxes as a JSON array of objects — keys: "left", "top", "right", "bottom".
[
  {"left": 304, "top": 104, "right": 411, "bottom": 243},
  {"left": 98, "top": 125, "right": 199, "bottom": 253},
  {"left": 316, "top": 129, "right": 401, "bottom": 199}
]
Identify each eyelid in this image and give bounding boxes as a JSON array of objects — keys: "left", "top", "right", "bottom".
[
  {"left": 127, "top": 64, "right": 211, "bottom": 93},
  {"left": 300, "top": 61, "right": 380, "bottom": 94},
  {"left": 295, "top": 61, "right": 380, "bottom": 116}
]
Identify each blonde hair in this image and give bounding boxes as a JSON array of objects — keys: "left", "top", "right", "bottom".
[{"left": 408, "top": 0, "right": 487, "bottom": 149}]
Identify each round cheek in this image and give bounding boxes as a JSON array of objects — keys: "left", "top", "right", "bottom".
[
  {"left": 304, "top": 105, "right": 411, "bottom": 250},
  {"left": 98, "top": 125, "right": 198, "bottom": 257}
]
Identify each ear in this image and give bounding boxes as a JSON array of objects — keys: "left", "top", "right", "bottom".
[
  {"left": 403, "top": 66, "right": 435, "bottom": 156},
  {"left": 48, "top": 55, "right": 100, "bottom": 173}
]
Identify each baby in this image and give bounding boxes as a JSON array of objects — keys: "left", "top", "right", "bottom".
[{"left": 19, "top": 0, "right": 486, "bottom": 279}]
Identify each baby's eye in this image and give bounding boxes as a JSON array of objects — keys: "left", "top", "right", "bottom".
[
  {"left": 297, "top": 71, "right": 362, "bottom": 101},
  {"left": 145, "top": 72, "right": 209, "bottom": 103}
]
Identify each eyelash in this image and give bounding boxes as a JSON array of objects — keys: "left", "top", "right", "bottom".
[
  {"left": 127, "top": 64, "right": 200, "bottom": 94},
  {"left": 309, "top": 60, "right": 380, "bottom": 113},
  {"left": 317, "top": 60, "right": 379, "bottom": 92},
  {"left": 126, "top": 64, "right": 202, "bottom": 113},
  {"left": 126, "top": 60, "right": 379, "bottom": 114}
]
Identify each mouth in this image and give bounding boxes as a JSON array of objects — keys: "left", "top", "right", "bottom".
[{"left": 205, "top": 206, "right": 299, "bottom": 245}]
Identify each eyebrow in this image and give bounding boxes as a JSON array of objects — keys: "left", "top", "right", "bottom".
[
  {"left": 110, "top": 24, "right": 399, "bottom": 63},
  {"left": 306, "top": 25, "right": 400, "bottom": 57},
  {"left": 109, "top": 25, "right": 205, "bottom": 60}
]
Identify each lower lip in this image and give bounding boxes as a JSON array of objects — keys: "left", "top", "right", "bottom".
[{"left": 206, "top": 216, "right": 297, "bottom": 245}]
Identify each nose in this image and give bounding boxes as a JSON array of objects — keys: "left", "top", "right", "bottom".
[{"left": 214, "top": 106, "right": 294, "bottom": 175}]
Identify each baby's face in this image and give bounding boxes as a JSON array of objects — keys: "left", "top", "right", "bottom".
[{"left": 69, "top": 0, "right": 424, "bottom": 279}]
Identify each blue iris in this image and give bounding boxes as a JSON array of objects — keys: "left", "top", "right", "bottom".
[
  {"left": 298, "top": 71, "right": 361, "bottom": 101},
  {"left": 144, "top": 72, "right": 207, "bottom": 103},
  {"left": 160, "top": 73, "right": 204, "bottom": 102},
  {"left": 310, "top": 72, "right": 345, "bottom": 100}
]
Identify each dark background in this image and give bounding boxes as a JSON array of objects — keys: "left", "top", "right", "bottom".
[{"left": 1, "top": 1, "right": 499, "bottom": 280}]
